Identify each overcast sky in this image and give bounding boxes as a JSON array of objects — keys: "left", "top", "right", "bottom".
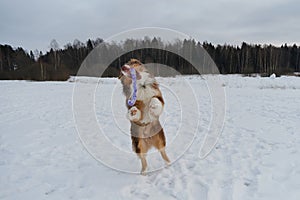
[{"left": 1, "top": 0, "right": 299, "bottom": 52}]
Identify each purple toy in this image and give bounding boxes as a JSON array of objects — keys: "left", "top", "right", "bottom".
[{"left": 127, "top": 68, "right": 137, "bottom": 106}]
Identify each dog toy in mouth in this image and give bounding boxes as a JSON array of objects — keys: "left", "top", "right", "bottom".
[{"left": 127, "top": 68, "right": 137, "bottom": 106}]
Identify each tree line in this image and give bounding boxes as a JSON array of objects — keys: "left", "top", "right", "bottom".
[{"left": 0, "top": 37, "right": 299, "bottom": 80}]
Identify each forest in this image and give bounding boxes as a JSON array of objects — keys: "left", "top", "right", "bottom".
[{"left": 0, "top": 37, "right": 299, "bottom": 80}]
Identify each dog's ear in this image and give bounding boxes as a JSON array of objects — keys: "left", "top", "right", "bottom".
[{"left": 128, "top": 58, "right": 142, "bottom": 66}]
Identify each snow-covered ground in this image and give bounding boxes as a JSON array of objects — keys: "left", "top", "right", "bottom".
[{"left": 0, "top": 75, "right": 299, "bottom": 200}]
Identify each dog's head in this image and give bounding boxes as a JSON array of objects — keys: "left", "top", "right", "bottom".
[
  {"left": 118, "top": 58, "right": 148, "bottom": 81},
  {"left": 119, "top": 58, "right": 155, "bottom": 98}
]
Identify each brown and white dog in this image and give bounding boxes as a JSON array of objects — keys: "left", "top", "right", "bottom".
[{"left": 119, "top": 58, "right": 170, "bottom": 174}]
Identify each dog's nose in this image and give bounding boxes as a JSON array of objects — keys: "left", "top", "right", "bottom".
[{"left": 121, "top": 65, "right": 130, "bottom": 72}]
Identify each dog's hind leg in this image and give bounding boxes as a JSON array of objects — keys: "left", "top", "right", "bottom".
[
  {"left": 159, "top": 148, "right": 170, "bottom": 164},
  {"left": 138, "top": 153, "right": 147, "bottom": 175},
  {"left": 152, "top": 128, "right": 170, "bottom": 165}
]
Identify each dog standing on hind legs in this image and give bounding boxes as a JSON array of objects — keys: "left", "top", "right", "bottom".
[{"left": 118, "top": 58, "right": 170, "bottom": 175}]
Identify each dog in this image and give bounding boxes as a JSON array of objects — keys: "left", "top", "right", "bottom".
[{"left": 118, "top": 58, "right": 170, "bottom": 174}]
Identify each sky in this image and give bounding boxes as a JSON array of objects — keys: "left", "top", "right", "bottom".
[{"left": 0, "top": 0, "right": 299, "bottom": 52}]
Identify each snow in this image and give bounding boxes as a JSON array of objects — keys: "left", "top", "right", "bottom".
[
  {"left": 1, "top": 75, "right": 300, "bottom": 200},
  {"left": 270, "top": 73, "right": 276, "bottom": 79}
]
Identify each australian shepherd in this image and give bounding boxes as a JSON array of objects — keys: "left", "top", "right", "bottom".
[{"left": 118, "top": 59, "right": 170, "bottom": 174}]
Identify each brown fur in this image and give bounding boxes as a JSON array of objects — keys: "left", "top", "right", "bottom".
[{"left": 119, "top": 59, "right": 170, "bottom": 174}]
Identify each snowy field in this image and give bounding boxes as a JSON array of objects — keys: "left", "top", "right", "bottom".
[{"left": 0, "top": 75, "right": 300, "bottom": 200}]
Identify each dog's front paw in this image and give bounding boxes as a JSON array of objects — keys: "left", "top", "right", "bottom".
[
  {"left": 127, "top": 106, "right": 141, "bottom": 122},
  {"left": 149, "top": 97, "right": 163, "bottom": 118}
]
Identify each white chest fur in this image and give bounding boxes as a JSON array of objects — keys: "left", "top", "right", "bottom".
[
  {"left": 134, "top": 72, "right": 160, "bottom": 123},
  {"left": 135, "top": 72, "right": 158, "bottom": 102}
]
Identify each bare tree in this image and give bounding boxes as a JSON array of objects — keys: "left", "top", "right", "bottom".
[
  {"left": 50, "top": 39, "right": 60, "bottom": 71},
  {"left": 33, "top": 49, "right": 40, "bottom": 61},
  {"left": 37, "top": 51, "right": 45, "bottom": 80}
]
